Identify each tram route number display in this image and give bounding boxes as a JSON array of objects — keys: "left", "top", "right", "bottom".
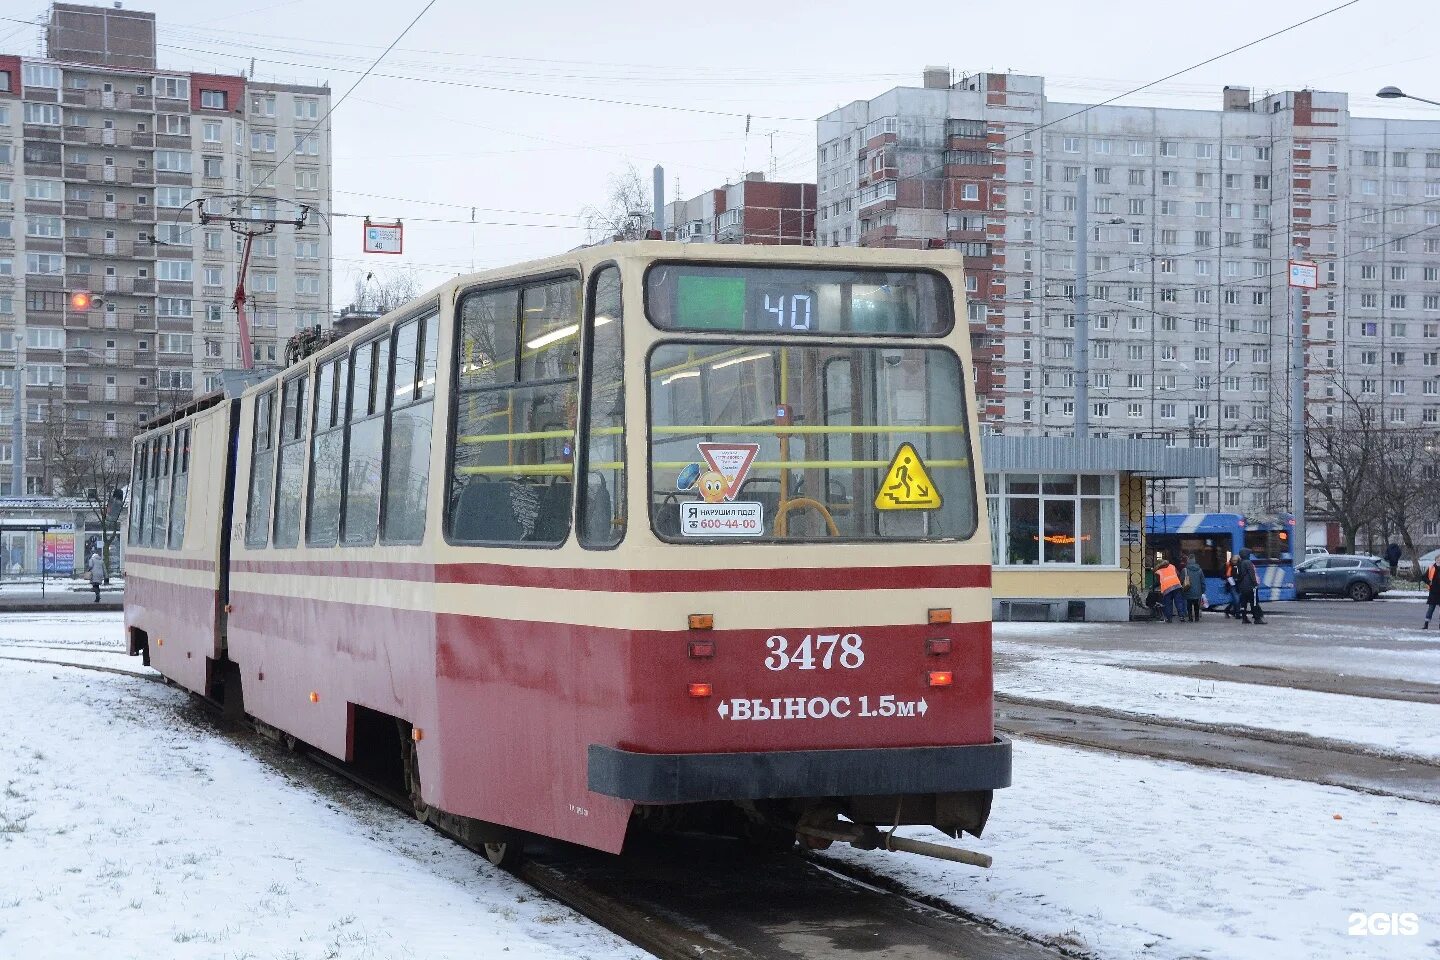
[{"left": 680, "top": 501, "right": 764, "bottom": 536}]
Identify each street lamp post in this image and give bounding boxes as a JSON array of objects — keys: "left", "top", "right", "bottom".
[{"left": 1376, "top": 86, "right": 1440, "bottom": 107}]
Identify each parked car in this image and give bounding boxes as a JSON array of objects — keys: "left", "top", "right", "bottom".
[
  {"left": 1412, "top": 548, "right": 1440, "bottom": 581},
  {"left": 1304, "top": 545, "right": 1330, "bottom": 557},
  {"left": 1294, "top": 555, "right": 1392, "bottom": 601}
]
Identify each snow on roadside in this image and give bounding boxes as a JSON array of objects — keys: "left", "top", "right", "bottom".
[
  {"left": 0, "top": 612, "right": 124, "bottom": 649},
  {"left": 994, "top": 653, "right": 1440, "bottom": 761},
  {"left": 823, "top": 740, "right": 1440, "bottom": 960},
  {"left": 0, "top": 657, "right": 648, "bottom": 960}
]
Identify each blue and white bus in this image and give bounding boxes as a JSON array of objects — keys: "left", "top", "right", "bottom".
[{"left": 1145, "top": 512, "right": 1297, "bottom": 604}]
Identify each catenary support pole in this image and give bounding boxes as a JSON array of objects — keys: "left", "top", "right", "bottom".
[
  {"left": 653, "top": 165, "right": 665, "bottom": 238},
  {"left": 1074, "top": 174, "right": 1089, "bottom": 438},
  {"left": 1290, "top": 245, "right": 1307, "bottom": 560},
  {"left": 10, "top": 348, "right": 22, "bottom": 496}
]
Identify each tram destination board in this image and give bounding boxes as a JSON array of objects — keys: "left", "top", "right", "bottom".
[{"left": 646, "top": 263, "right": 954, "bottom": 336}]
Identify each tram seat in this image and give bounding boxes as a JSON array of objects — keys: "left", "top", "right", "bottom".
[
  {"left": 453, "top": 478, "right": 577, "bottom": 543},
  {"left": 452, "top": 480, "right": 526, "bottom": 542},
  {"left": 531, "top": 481, "right": 573, "bottom": 543},
  {"left": 581, "top": 475, "right": 614, "bottom": 543},
  {"left": 654, "top": 498, "right": 682, "bottom": 538}
]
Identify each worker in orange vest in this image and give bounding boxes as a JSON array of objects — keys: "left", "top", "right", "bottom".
[
  {"left": 1424, "top": 560, "right": 1440, "bottom": 629},
  {"left": 1155, "top": 555, "right": 1185, "bottom": 623}
]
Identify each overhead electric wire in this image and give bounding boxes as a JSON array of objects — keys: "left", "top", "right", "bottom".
[{"left": 248, "top": 0, "right": 439, "bottom": 196}]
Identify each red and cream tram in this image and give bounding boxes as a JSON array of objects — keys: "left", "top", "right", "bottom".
[{"left": 123, "top": 241, "right": 1009, "bottom": 864}]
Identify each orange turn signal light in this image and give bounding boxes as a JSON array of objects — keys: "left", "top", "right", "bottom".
[
  {"left": 688, "top": 682, "right": 713, "bottom": 698},
  {"left": 926, "top": 638, "right": 953, "bottom": 656},
  {"left": 309, "top": 691, "right": 320, "bottom": 703},
  {"left": 411, "top": 727, "right": 424, "bottom": 742},
  {"left": 688, "top": 613, "right": 714, "bottom": 630},
  {"left": 928, "top": 670, "right": 954, "bottom": 688},
  {"left": 928, "top": 608, "right": 952, "bottom": 625},
  {"left": 688, "top": 639, "right": 715, "bottom": 659}
]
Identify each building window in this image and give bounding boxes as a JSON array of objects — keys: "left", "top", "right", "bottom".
[
  {"left": 155, "top": 76, "right": 190, "bottom": 100},
  {"left": 987, "top": 473, "right": 1118, "bottom": 567},
  {"left": 200, "top": 89, "right": 226, "bottom": 110}
]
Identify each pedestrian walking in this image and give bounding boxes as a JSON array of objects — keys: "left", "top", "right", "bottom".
[
  {"left": 86, "top": 551, "right": 105, "bottom": 603},
  {"left": 1183, "top": 554, "right": 1206, "bottom": 622},
  {"left": 1222, "top": 554, "right": 1241, "bottom": 618},
  {"left": 1385, "top": 542, "right": 1402, "bottom": 577},
  {"left": 1235, "top": 548, "right": 1266, "bottom": 624},
  {"left": 1155, "top": 556, "right": 1185, "bottom": 623},
  {"left": 1423, "top": 559, "right": 1440, "bottom": 629}
]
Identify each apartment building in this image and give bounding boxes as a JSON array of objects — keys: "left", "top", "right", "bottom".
[
  {"left": 663, "top": 172, "right": 816, "bottom": 245},
  {"left": 0, "top": 2, "right": 331, "bottom": 496},
  {"left": 817, "top": 70, "right": 1440, "bottom": 514}
]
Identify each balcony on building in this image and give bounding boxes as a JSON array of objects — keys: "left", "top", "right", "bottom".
[
  {"left": 22, "top": 123, "right": 63, "bottom": 144},
  {"left": 943, "top": 148, "right": 993, "bottom": 179},
  {"left": 946, "top": 117, "right": 989, "bottom": 148},
  {"left": 857, "top": 179, "right": 898, "bottom": 211},
  {"left": 62, "top": 237, "right": 153, "bottom": 259},
  {"left": 61, "top": 161, "right": 155, "bottom": 186},
  {"left": 62, "top": 199, "right": 157, "bottom": 224},
  {"left": 60, "top": 125, "right": 155, "bottom": 150},
  {"left": 60, "top": 88, "right": 156, "bottom": 113}
]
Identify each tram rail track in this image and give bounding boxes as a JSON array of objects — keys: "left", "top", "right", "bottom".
[
  {"left": 6, "top": 650, "right": 1434, "bottom": 956},
  {"left": 995, "top": 694, "right": 1440, "bottom": 804}
]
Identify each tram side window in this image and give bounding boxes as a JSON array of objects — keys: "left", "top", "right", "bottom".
[
  {"left": 150, "top": 432, "right": 172, "bottom": 549},
  {"left": 246, "top": 388, "right": 276, "bottom": 548},
  {"left": 167, "top": 426, "right": 190, "bottom": 549},
  {"left": 307, "top": 354, "right": 348, "bottom": 546},
  {"left": 128, "top": 441, "right": 146, "bottom": 545},
  {"left": 272, "top": 373, "right": 308, "bottom": 548},
  {"left": 144, "top": 438, "right": 161, "bottom": 544},
  {"left": 579, "top": 266, "right": 625, "bottom": 548},
  {"left": 449, "top": 277, "right": 581, "bottom": 545},
  {"left": 381, "top": 312, "right": 437, "bottom": 543},
  {"left": 342, "top": 334, "right": 389, "bottom": 545}
]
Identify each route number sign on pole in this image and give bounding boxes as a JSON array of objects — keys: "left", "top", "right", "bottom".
[
  {"left": 364, "top": 219, "right": 404, "bottom": 255},
  {"left": 1288, "top": 260, "right": 1318, "bottom": 289}
]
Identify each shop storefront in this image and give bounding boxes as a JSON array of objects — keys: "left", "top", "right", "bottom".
[{"left": 980, "top": 437, "right": 1215, "bottom": 622}]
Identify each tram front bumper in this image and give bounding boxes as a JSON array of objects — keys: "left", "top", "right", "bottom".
[{"left": 587, "top": 737, "right": 1011, "bottom": 805}]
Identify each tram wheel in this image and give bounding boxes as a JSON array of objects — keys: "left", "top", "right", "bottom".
[{"left": 482, "top": 838, "right": 524, "bottom": 869}]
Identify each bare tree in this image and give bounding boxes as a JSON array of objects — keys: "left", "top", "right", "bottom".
[
  {"left": 39, "top": 413, "right": 132, "bottom": 577},
  {"left": 349, "top": 266, "right": 424, "bottom": 316},
  {"left": 581, "top": 164, "right": 653, "bottom": 245},
  {"left": 1371, "top": 428, "right": 1440, "bottom": 577},
  {"left": 1302, "top": 382, "right": 1385, "bottom": 552}
]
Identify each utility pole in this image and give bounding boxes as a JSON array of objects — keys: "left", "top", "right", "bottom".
[
  {"left": 1186, "top": 416, "right": 1197, "bottom": 511},
  {"left": 1074, "top": 174, "right": 1089, "bottom": 438},
  {"left": 9, "top": 343, "right": 21, "bottom": 497},
  {"left": 1289, "top": 245, "right": 1309, "bottom": 561}
]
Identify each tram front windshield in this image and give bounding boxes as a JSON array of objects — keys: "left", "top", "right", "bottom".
[{"left": 648, "top": 342, "right": 976, "bottom": 542}]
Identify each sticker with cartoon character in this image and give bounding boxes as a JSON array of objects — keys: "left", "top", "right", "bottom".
[{"left": 677, "top": 442, "right": 765, "bottom": 536}]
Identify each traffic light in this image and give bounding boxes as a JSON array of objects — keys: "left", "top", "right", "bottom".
[{"left": 69, "top": 291, "right": 103, "bottom": 310}]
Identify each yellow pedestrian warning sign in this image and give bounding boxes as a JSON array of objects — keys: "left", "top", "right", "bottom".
[{"left": 874, "top": 443, "right": 943, "bottom": 511}]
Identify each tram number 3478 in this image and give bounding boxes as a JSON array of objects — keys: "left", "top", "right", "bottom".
[{"left": 765, "top": 633, "right": 864, "bottom": 671}]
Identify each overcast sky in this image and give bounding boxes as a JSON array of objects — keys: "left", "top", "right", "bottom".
[{"left": 2, "top": 0, "right": 1437, "bottom": 301}]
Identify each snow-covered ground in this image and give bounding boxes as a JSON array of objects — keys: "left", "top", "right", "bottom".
[
  {"left": 997, "top": 653, "right": 1440, "bottom": 760},
  {"left": 0, "top": 626, "right": 645, "bottom": 960},
  {"left": 825, "top": 740, "right": 1440, "bottom": 960},
  {"left": 4, "top": 611, "right": 1438, "bottom": 960}
]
